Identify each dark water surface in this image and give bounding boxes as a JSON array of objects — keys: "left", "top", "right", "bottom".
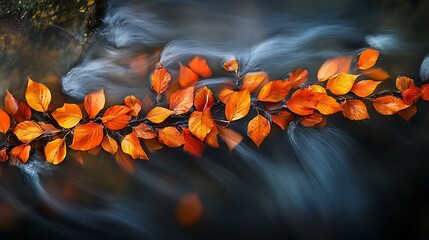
[{"left": 1, "top": 0, "right": 429, "bottom": 239}]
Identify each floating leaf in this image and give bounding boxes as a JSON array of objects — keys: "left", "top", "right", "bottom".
[
  {"left": 70, "top": 122, "right": 104, "bottom": 151},
  {"left": 316, "top": 94, "right": 341, "bottom": 115},
  {"left": 362, "top": 68, "right": 390, "bottom": 80},
  {"left": 225, "top": 90, "right": 251, "bottom": 122},
  {"left": 170, "top": 86, "right": 194, "bottom": 114},
  {"left": 218, "top": 88, "right": 235, "bottom": 103},
  {"left": 373, "top": 96, "right": 409, "bottom": 115},
  {"left": 25, "top": 78, "right": 51, "bottom": 112},
  {"left": 158, "top": 127, "right": 184, "bottom": 147},
  {"left": 52, "top": 103, "right": 82, "bottom": 129},
  {"left": 194, "top": 86, "right": 214, "bottom": 111},
  {"left": 182, "top": 128, "right": 205, "bottom": 157},
  {"left": 247, "top": 115, "right": 271, "bottom": 147},
  {"left": 397, "top": 105, "right": 417, "bottom": 122},
  {"left": 286, "top": 88, "right": 322, "bottom": 116},
  {"left": 317, "top": 56, "right": 353, "bottom": 82},
  {"left": 289, "top": 69, "right": 308, "bottom": 88},
  {"left": 179, "top": 63, "right": 199, "bottom": 87},
  {"left": 402, "top": 81, "right": 421, "bottom": 105},
  {"left": 357, "top": 49, "right": 380, "bottom": 70},
  {"left": 121, "top": 132, "right": 148, "bottom": 160},
  {"left": 38, "top": 122, "right": 60, "bottom": 134},
  {"left": 218, "top": 127, "right": 243, "bottom": 151},
  {"left": 241, "top": 72, "right": 268, "bottom": 93},
  {"left": 145, "top": 106, "right": 173, "bottom": 123},
  {"left": 15, "top": 102, "right": 31, "bottom": 122},
  {"left": 351, "top": 80, "right": 381, "bottom": 97},
  {"left": 124, "top": 95, "right": 142, "bottom": 116},
  {"left": 13, "top": 121, "right": 43, "bottom": 143},
  {"left": 326, "top": 73, "right": 359, "bottom": 95},
  {"left": 102, "top": 134, "right": 118, "bottom": 155},
  {"left": 257, "top": 80, "right": 291, "bottom": 102},
  {"left": 45, "top": 138, "right": 67, "bottom": 164},
  {"left": 4, "top": 90, "right": 19, "bottom": 115},
  {"left": 341, "top": 99, "right": 369, "bottom": 120},
  {"left": 271, "top": 111, "right": 295, "bottom": 130},
  {"left": 223, "top": 58, "right": 239, "bottom": 72},
  {"left": 301, "top": 112, "right": 324, "bottom": 127},
  {"left": 84, "top": 89, "right": 105, "bottom": 118},
  {"left": 396, "top": 76, "right": 413, "bottom": 92},
  {"left": 10, "top": 144, "right": 31, "bottom": 163},
  {"left": 0, "top": 109, "right": 10, "bottom": 134},
  {"left": 189, "top": 110, "right": 214, "bottom": 141},
  {"left": 189, "top": 56, "right": 212, "bottom": 78},
  {"left": 101, "top": 105, "right": 132, "bottom": 130},
  {"left": 132, "top": 123, "right": 156, "bottom": 139},
  {"left": 151, "top": 64, "right": 171, "bottom": 94}
]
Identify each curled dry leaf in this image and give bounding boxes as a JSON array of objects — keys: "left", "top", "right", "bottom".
[
  {"left": 396, "top": 76, "right": 413, "bottom": 92},
  {"left": 145, "top": 106, "right": 173, "bottom": 124},
  {"left": 170, "top": 86, "right": 194, "bottom": 114},
  {"left": 194, "top": 86, "right": 214, "bottom": 111},
  {"left": 4, "top": 90, "right": 19, "bottom": 115},
  {"left": 10, "top": 144, "right": 31, "bottom": 163},
  {"left": 124, "top": 95, "right": 142, "bottom": 116},
  {"left": 402, "top": 81, "right": 421, "bottom": 105},
  {"left": 362, "top": 68, "right": 390, "bottom": 81},
  {"left": 286, "top": 88, "right": 322, "bottom": 116},
  {"left": 158, "top": 127, "right": 184, "bottom": 147},
  {"left": 218, "top": 127, "right": 243, "bottom": 151},
  {"left": 317, "top": 56, "right": 353, "bottom": 82},
  {"left": 257, "top": 80, "right": 291, "bottom": 102},
  {"left": 271, "top": 111, "right": 295, "bottom": 130},
  {"left": 52, "top": 103, "right": 82, "bottom": 129},
  {"left": 13, "top": 121, "right": 43, "bottom": 143},
  {"left": 132, "top": 123, "right": 156, "bottom": 139},
  {"left": 70, "top": 122, "right": 104, "bottom": 151},
  {"left": 341, "top": 99, "right": 369, "bottom": 120},
  {"left": 357, "top": 48, "right": 380, "bottom": 70},
  {"left": 241, "top": 71, "right": 268, "bottom": 93},
  {"left": 326, "top": 73, "right": 359, "bottom": 95},
  {"left": 101, "top": 105, "right": 132, "bottom": 130},
  {"left": 45, "top": 138, "right": 67, "bottom": 165},
  {"left": 0, "top": 109, "right": 10, "bottom": 134},
  {"left": 182, "top": 128, "right": 205, "bottom": 157},
  {"left": 189, "top": 56, "right": 212, "bottom": 78},
  {"left": 289, "top": 69, "right": 308, "bottom": 89},
  {"left": 25, "top": 78, "right": 51, "bottom": 112},
  {"left": 247, "top": 115, "right": 271, "bottom": 147},
  {"left": 301, "top": 112, "right": 324, "bottom": 127},
  {"left": 179, "top": 63, "right": 199, "bottom": 87},
  {"left": 102, "top": 134, "right": 118, "bottom": 155},
  {"left": 151, "top": 64, "right": 171, "bottom": 95},
  {"left": 373, "top": 96, "right": 409, "bottom": 115},
  {"left": 351, "top": 80, "right": 381, "bottom": 97},
  {"left": 121, "top": 132, "right": 148, "bottom": 160},
  {"left": 84, "top": 89, "right": 105, "bottom": 118},
  {"left": 397, "top": 105, "right": 417, "bottom": 122},
  {"left": 225, "top": 90, "right": 251, "bottom": 122},
  {"left": 189, "top": 110, "right": 214, "bottom": 141},
  {"left": 223, "top": 58, "right": 239, "bottom": 72},
  {"left": 316, "top": 94, "right": 341, "bottom": 115}
]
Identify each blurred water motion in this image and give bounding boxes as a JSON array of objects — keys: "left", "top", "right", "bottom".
[{"left": 2, "top": 0, "right": 429, "bottom": 239}]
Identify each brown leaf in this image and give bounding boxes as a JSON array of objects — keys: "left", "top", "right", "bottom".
[
  {"left": 373, "top": 96, "right": 409, "bottom": 115},
  {"left": 13, "top": 121, "right": 43, "bottom": 143},
  {"left": 362, "top": 68, "right": 390, "bottom": 80},
  {"left": 121, "top": 132, "right": 148, "bottom": 160},
  {"left": 317, "top": 56, "right": 353, "bottom": 82},
  {"left": 84, "top": 89, "right": 105, "bottom": 118},
  {"left": 241, "top": 71, "right": 268, "bottom": 93},
  {"left": 286, "top": 88, "right": 323, "bottom": 116},
  {"left": 4, "top": 90, "right": 19, "bottom": 115},
  {"left": 145, "top": 106, "right": 173, "bottom": 123},
  {"left": 218, "top": 127, "right": 243, "bottom": 151},
  {"left": 223, "top": 58, "right": 239, "bottom": 72},
  {"left": 70, "top": 122, "right": 104, "bottom": 151},
  {"left": 179, "top": 63, "right": 199, "bottom": 87},
  {"left": 225, "top": 90, "right": 251, "bottom": 122},
  {"left": 341, "top": 99, "right": 369, "bottom": 120},
  {"left": 170, "top": 86, "right": 194, "bottom": 114},
  {"left": 52, "top": 103, "right": 82, "bottom": 129},
  {"left": 301, "top": 112, "right": 324, "bottom": 127},
  {"left": 316, "top": 94, "right": 341, "bottom": 115},
  {"left": 44, "top": 138, "right": 67, "bottom": 164},
  {"left": 189, "top": 110, "right": 214, "bottom": 141},
  {"left": 397, "top": 105, "right": 417, "bottom": 122},
  {"left": 132, "top": 123, "right": 156, "bottom": 139},
  {"left": 351, "top": 80, "right": 381, "bottom": 97},
  {"left": 247, "top": 115, "right": 271, "bottom": 147},
  {"left": 10, "top": 144, "right": 31, "bottom": 163},
  {"left": 124, "top": 95, "right": 142, "bottom": 116},
  {"left": 271, "top": 111, "right": 295, "bottom": 130},
  {"left": 25, "top": 78, "right": 51, "bottom": 112},
  {"left": 38, "top": 122, "right": 61, "bottom": 134},
  {"left": 194, "top": 86, "right": 214, "bottom": 111},
  {"left": 0, "top": 109, "right": 10, "bottom": 134},
  {"left": 101, "top": 105, "right": 132, "bottom": 130},
  {"left": 357, "top": 48, "right": 380, "bottom": 70},
  {"left": 182, "top": 128, "right": 205, "bottom": 157},
  {"left": 326, "top": 73, "right": 359, "bottom": 95},
  {"left": 189, "top": 56, "right": 212, "bottom": 78},
  {"left": 158, "top": 127, "right": 184, "bottom": 147},
  {"left": 102, "top": 134, "right": 118, "bottom": 155},
  {"left": 151, "top": 64, "right": 171, "bottom": 94},
  {"left": 289, "top": 69, "right": 308, "bottom": 89},
  {"left": 257, "top": 80, "right": 291, "bottom": 103}
]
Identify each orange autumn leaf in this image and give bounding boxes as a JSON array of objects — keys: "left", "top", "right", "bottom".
[
  {"left": 402, "top": 81, "right": 421, "bottom": 105},
  {"left": 396, "top": 76, "right": 413, "bottom": 92},
  {"left": 70, "top": 122, "right": 104, "bottom": 151},
  {"left": 326, "top": 73, "right": 359, "bottom": 95},
  {"left": 158, "top": 127, "right": 184, "bottom": 147},
  {"left": 13, "top": 121, "right": 43, "bottom": 143},
  {"left": 351, "top": 80, "right": 381, "bottom": 97},
  {"left": 121, "top": 132, "right": 148, "bottom": 160},
  {"left": 25, "top": 78, "right": 51, "bottom": 112},
  {"left": 218, "top": 87, "right": 235, "bottom": 103},
  {"left": 189, "top": 109, "right": 214, "bottom": 141},
  {"left": 170, "top": 86, "right": 194, "bottom": 114},
  {"left": 124, "top": 95, "right": 142, "bottom": 116},
  {"left": 52, "top": 103, "right": 82, "bottom": 129},
  {"left": 145, "top": 106, "right": 173, "bottom": 123},
  {"left": 102, "top": 134, "right": 118, "bottom": 155},
  {"left": 0, "top": 148, "right": 8, "bottom": 162},
  {"left": 241, "top": 71, "right": 268, "bottom": 93},
  {"left": 317, "top": 56, "right": 353, "bottom": 82},
  {"left": 132, "top": 123, "right": 156, "bottom": 139},
  {"left": 194, "top": 86, "right": 214, "bottom": 111},
  {"left": 10, "top": 144, "right": 31, "bottom": 163},
  {"left": 373, "top": 95, "right": 409, "bottom": 115},
  {"left": 301, "top": 112, "right": 324, "bottom": 127},
  {"left": 308, "top": 85, "right": 327, "bottom": 94},
  {"left": 4, "top": 90, "right": 19, "bottom": 115},
  {"left": 223, "top": 58, "right": 239, "bottom": 72},
  {"left": 247, "top": 115, "right": 271, "bottom": 147},
  {"left": 179, "top": 63, "right": 199, "bottom": 87},
  {"left": 151, "top": 64, "right": 171, "bottom": 94},
  {"left": 286, "top": 88, "right": 322, "bottom": 116},
  {"left": 44, "top": 138, "right": 67, "bottom": 165},
  {"left": 225, "top": 90, "right": 251, "bottom": 122},
  {"left": 341, "top": 99, "right": 369, "bottom": 120},
  {"left": 84, "top": 89, "right": 105, "bottom": 118},
  {"left": 316, "top": 94, "right": 341, "bottom": 115},
  {"left": 357, "top": 48, "right": 380, "bottom": 70},
  {"left": 101, "top": 105, "right": 132, "bottom": 130},
  {"left": 38, "top": 122, "right": 60, "bottom": 134},
  {"left": 218, "top": 127, "right": 243, "bottom": 151},
  {"left": 204, "top": 124, "right": 219, "bottom": 148},
  {"left": 362, "top": 68, "right": 390, "bottom": 81},
  {"left": 0, "top": 109, "right": 10, "bottom": 134},
  {"left": 182, "top": 128, "right": 205, "bottom": 157},
  {"left": 289, "top": 68, "right": 308, "bottom": 89},
  {"left": 397, "top": 105, "right": 417, "bottom": 122},
  {"left": 421, "top": 84, "right": 429, "bottom": 101},
  {"left": 176, "top": 192, "right": 203, "bottom": 226},
  {"left": 14, "top": 101, "right": 31, "bottom": 122},
  {"left": 257, "top": 80, "right": 291, "bottom": 102},
  {"left": 271, "top": 111, "right": 295, "bottom": 130},
  {"left": 189, "top": 56, "right": 212, "bottom": 78}
]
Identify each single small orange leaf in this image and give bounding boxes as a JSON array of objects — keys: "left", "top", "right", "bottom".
[
  {"left": 151, "top": 64, "right": 171, "bottom": 94},
  {"left": 70, "top": 122, "right": 104, "bottom": 151},
  {"left": 204, "top": 124, "right": 219, "bottom": 148},
  {"left": 182, "top": 128, "right": 205, "bottom": 157},
  {"left": 341, "top": 99, "right": 369, "bottom": 120},
  {"left": 124, "top": 95, "right": 142, "bottom": 116},
  {"left": 241, "top": 71, "right": 268, "bottom": 93},
  {"left": 0, "top": 109, "right": 10, "bottom": 134},
  {"left": 402, "top": 81, "right": 421, "bottom": 105},
  {"left": 218, "top": 88, "right": 235, "bottom": 103},
  {"left": 179, "top": 63, "right": 199, "bottom": 87},
  {"left": 308, "top": 85, "right": 327, "bottom": 94},
  {"left": 145, "top": 106, "right": 173, "bottom": 123},
  {"left": 189, "top": 56, "right": 212, "bottom": 78},
  {"left": 317, "top": 56, "right": 353, "bottom": 82},
  {"left": 102, "top": 134, "right": 118, "bottom": 155},
  {"left": 132, "top": 123, "right": 156, "bottom": 139},
  {"left": 289, "top": 69, "right": 308, "bottom": 89},
  {"left": 25, "top": 78, "right": 51, "bottom": 112},
  {"left": 45, "top": 138, "right": 67, "bottom": 165},
  {"left": 358, "top": 49, "right": 380, "bottom": 70},
  {"left": 316, "top": 94, "right": 341, "bottom": 115},
  {"left": 4, "top": 90, "right": 19, "bottom": 116},
  {"left": 10, "top": 144, "right": 31, "bottom": 163},
  {"left": 218, "top": 127, "right": 243, "bottom": 151},
  {"left": 271, "top": 111, "right": 295, "bottom": 130},
  {"left": 373, "top": 95, "right": 409, "bottom": 115},
  {"left": 101, "top": 105, "right": 132, "bottom": 130},
  {"left": 84, "top": 89, "right": 105, "bottom": 118},
  {"left": 257, "top": 80, "right": 291, "bottom": 102},
  {"left": 189, "top": 110, "right": 214, "bottom": 141},
  {"left": 396, "top": 76, "right": 413, "bottom": 92},
  {"left": 169, "top": 86, "right": 194, "bottom": 114},
  {"left": 14, "top": 102, "right": 31, "bottom": 122},
  {"left": 326, "top": 73, "right": 359, "bottom": 95},
  {"left": 351, "top": 80, "right": 381, "bottom": 97},
  {"left": 247, "top": 115, "right": 271, "bottom": 147},
  {"left": 301, "top": 112, "right": 324, "bottom": 127},
  {"left": 223, "top": 58, "right": 239, "bottom": 72},
  {"left": 13, "top": 121, "right": 43, "bottom": 143},
  {"left": 397, "top": 105, "right": 417, "bottom": 122},
  {"left": 225, "top": 90, "right": 251, "bottom": 122},
  {"left": 362, "top": 68, "right": 390, "bottom": 80},
  {"left": 194, "top": 86, "right": 214, "bottom": 111},
  {"left": 38, "top": 122, "right": 61, "bottom": 134},
  {"left": 286, "top": 88, "right": 323, "bottom": 116},
  {"left": 121, "top": 132, "right": 148, "bottom": 160},
  {"left": 158, "top": 127, "right": 184, "bottom": 147},
  {"left": 421, "top": 84, "right": 429, "bottom": 101},
  {"left": 52, "top": 103, "right": 82, "bottom": 129}
]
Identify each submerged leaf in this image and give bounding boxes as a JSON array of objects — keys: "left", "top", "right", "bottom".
[
  {"left": 317, "top": 56, "right": 353, "bottom": 82},
  {"left": 289, "top": 69, "right": 308, "bottom": 89},
  {"left": 218, "top": 127, "right": 243, "bottom": 151},
  {"left": 179, "top": 63, "right": 199, "bottom": 87},
  {"left": 241, "top": 72, "right": 268, "bottom": 93},
  {"left": 182, "top": 128, "right": 205, "bottom": 157}
]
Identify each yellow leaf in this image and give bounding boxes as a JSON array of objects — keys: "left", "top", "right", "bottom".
[
  {"left": 52, "top": 103, "right": 82, "bottom": 128},
  {"left": 84, "top": 89, "right": 105, "bottom": 118},
  {"left": 102, "top": 134, "right": 118, "bottom": 154},
  {"left": 326, "top": 73, "right": 359, "bottom": 95},
  {"left": 308, "top": 85, "right": 327, "bottom": 94},
  {"left": 45, "top": 138, "right": 67, "bottom": 164},
  {"left": 121, "top": 132, "right": 148, "bottom": 160},
  {"left": 351, "top": 80, "right": 381, "bottom": 97},
  {"left": 341, "top": 99, "right": 369, "bottom": 120},
  {"left": 225, "top": 90, "right": 251, "bottom": 122},
  {"left": 13, "top": 121, "right": 43, "bottom": 143},
  {"left": 257, "top": 80, "right": 291, "bottom": 102},
  {"left": 25, "top": 78, "right": 51, "bottom": 112},
  {"left": 145, "top": 106, "right": 173, "bottom": 123},
  {"left": 218, "top": 88, "right": 235, "bottom": 104},
  {"left": 357, "top": 48, "right": 380, "bottom": 70},
  {"left": 247, "top": 115, "right": 271, "bottom": 147},
  {"left": 188, "top": 110, "right": 214, "bottom": 141},
  {"left": 70, "top": 122, "right": 104, "bottom": 151},
  {"left": 158, "top": 127, "right": 184, "bottom": 147}
]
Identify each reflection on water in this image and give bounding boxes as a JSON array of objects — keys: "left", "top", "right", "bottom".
[{"left": 2, "top": 0, "right": 429, "bottom": 239}]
